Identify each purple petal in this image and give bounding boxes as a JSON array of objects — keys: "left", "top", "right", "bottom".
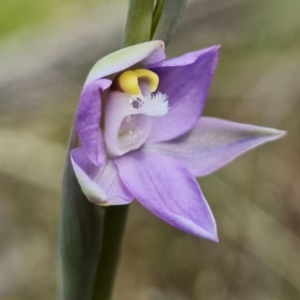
[
  {"left": 84, "top": 41, "right": 165, "bottom": 87},
  {"left": 115, "top": 151, "right": 218, "bottom": 241},
  {"left": 71, "top": 148, "right": 133, "bottom": 205},
  {"left": 147, "top": 46, "right": 220, "bottom": 143},
  {"left": 76, "top": 79, "right": 111, "bottom": 166},
  {"left": 145, "top": 117, "right": 286, "bottom": 177}
]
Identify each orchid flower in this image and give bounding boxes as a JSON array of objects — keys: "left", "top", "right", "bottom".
[{"left": 71, "top": 41, "right": 285, "bottom": 241}]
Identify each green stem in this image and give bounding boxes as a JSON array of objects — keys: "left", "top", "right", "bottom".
[
  {"left": 152, "top": 0, "right": 187, "bottom": 46},
  {"left": 122, "top": 0, "right": 155, "bottom": 47},
  {"left": 59, "top": 125, "right": 105, "bottom": 300},
  {"left": 151, "top": 0, "right": 165, "bottom": 39},
  {"left": 92, "top": 206, "right": 130, "bottom": 300}
]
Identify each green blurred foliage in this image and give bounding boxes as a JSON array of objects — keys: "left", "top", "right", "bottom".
[
  {"left": 0, "top": 0, "right": 105, "bottom": 37},
  {"left": 1, "top": 0, "right": 59, "bottom": 36}
]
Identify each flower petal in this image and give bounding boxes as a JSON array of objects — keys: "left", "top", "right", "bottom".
[
  {"left": 145, "top": 117, "right": 286, "bottom": 177},
  {"left": 147, "top": 46, "right": 220, "bottom": 143},
  {"left": 115, "top": 151, "right": 218, "bottom": 241},
  {"left": 84, "top": 41, "right": 165, "bottom": 87},
  {"left": 76, "top": 79, "right": 111, "bottom": 166},
  {"left": 71, "top": 148, "right": 133, "bottom": 206}
]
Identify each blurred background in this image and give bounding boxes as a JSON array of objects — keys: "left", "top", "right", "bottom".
[{"left": 0, "top": 0, "right": 299, "bottom": 299}]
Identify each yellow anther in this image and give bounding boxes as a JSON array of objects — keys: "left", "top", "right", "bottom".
[
  {"left": 117, "top": 69, "right": 159, "bottom": 95},
  {"left": 118, "top": 70, "right": 141, "bottom": 95},
  {"left": 133, "top": 69, "right": 159, "bottom": 92}
]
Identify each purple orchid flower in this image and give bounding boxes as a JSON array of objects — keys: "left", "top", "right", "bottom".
[{"left": 71, "top": 41, "right": 285, "bottom": 241}]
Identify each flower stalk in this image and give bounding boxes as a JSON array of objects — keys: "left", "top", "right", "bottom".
[
  {"left": 151, "top": 0, "right": 165, "bottom": 38},
  {"left": 59, "top": 125, "right": 104, "bottom": 300},
  {"left": 152, "top": 0, "right": 187, "bottom": 45},
  {"left": 122, "top": 0, "right": 154, "bottom": 47}
]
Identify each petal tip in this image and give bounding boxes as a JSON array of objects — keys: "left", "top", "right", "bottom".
[
  {"left": 199, "top": 226, "right": 219, "bottom": 242},
  {"left": 260, "top": 127, "right": 287, "bottom": 142},
  {"left": 272, "top": 129, "right": 287, "bottom": 139},
  {"left": 205, "top": 44, "right": 221, "bottom": 55},
  {"left": 211, "top": 234, "right": 219, "bottom": 243},
  {"left": 201, "top": 45, "right": 220, "bottom": 76},
  {"left": 152, "top": 39, "right": 165, "bottom": 50}
]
